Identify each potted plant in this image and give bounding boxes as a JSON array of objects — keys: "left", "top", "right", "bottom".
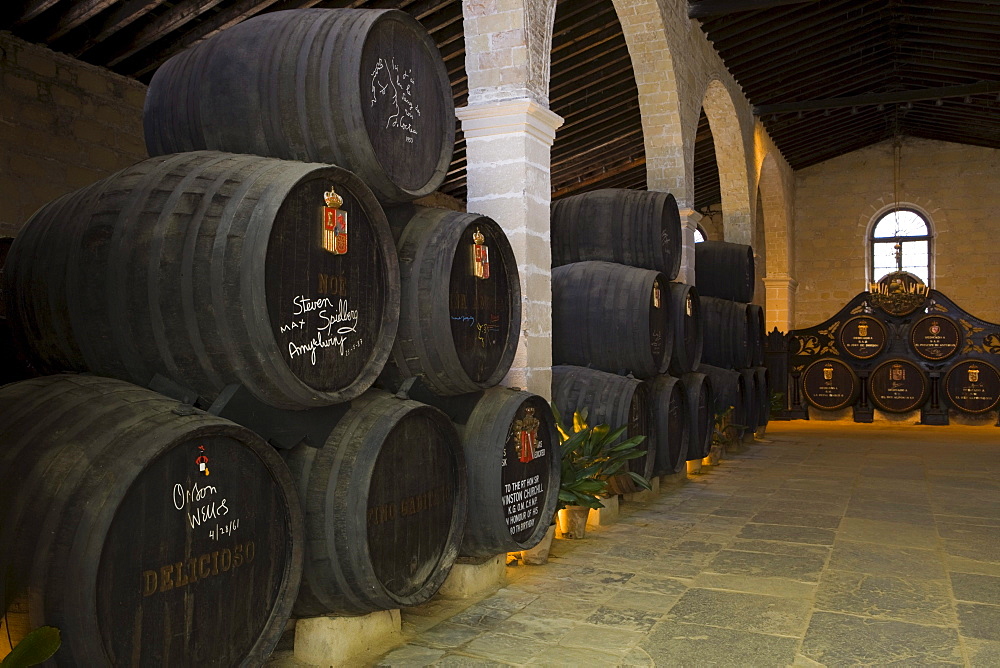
[{"left": 552, "top": 406, "right": 651, "bottom": 539}]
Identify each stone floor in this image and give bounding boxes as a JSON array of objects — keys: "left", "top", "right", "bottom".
[{"left": 372, "top": 420, "right": 1000, "bottom": 667}]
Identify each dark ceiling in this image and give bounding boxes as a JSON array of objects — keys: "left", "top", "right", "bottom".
[{"left": 3, "top": 0, "right": 998, "bottom": 210}]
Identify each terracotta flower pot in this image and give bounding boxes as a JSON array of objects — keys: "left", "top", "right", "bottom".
[{"left": 557, "top": 505, "right": 590, "bottom": 539}]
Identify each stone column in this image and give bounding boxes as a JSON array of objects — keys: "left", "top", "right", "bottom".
[
  {"left": 763, "top": 274, "right": 798, "bottom": 331},
  {"left": 456, "top": 99, "right": 563, "bottom": 399},
  {"left": 676, "top": 208, "right": 701, "bottom": 286}
]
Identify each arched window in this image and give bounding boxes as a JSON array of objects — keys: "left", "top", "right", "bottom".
[
  {"left": 870, "top": 208, "right": 932, "bottom": 285},
  {"left": 693, "top": 226, "right": 706, "bottom": 243}
]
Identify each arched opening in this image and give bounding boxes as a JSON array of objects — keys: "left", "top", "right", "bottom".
[
  {"left": 701, "top": 79, "right": 752, "bottom": 245},
  {"left": 868, "top": 207, "right": 934, "bottom": 286}
]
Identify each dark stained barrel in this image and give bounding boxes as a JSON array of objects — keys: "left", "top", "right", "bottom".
[
  {"left": 869, "top": 358, "right": 929, "bottom": 413},
  {"left": 3, "top": 151, "right": 399, "bottom": 410},
  {"left": 0, "top": 237, "right": 34, "bottom": 385},
  {"left": 552, "top": 261, "right": 670, "bottom": 379},
  {"left": 695, "top": 241, "right": 755, "bottom": 303},
  {"left": 552, "top": 365, "right": 655, "bottom": 495},
  {"left": 700, "top": 296, "right": 752, "bottom": 370},
  {"left": 283, "top": 390, "right": 466, "bottom": 615},
  {"left": 144, "top": 9, "right": 454, "bottom": 204},
  {"left": 550, "top": 189, "right": 683, "bottom": 280},
  {"left": 802, "top": 358, "right": 859, "bottom": 411},
  {"left": 910, "top": 315, "right": 961, "bottom": 361},
  {"left": 0, "top": 375, "right": 303, "bottom": 666},
  {"left": 451, "top": 388, "right": 560, "bottom": 558},
  {"left": 681, "top": 371, "right": 713, "bottom": 460},
  {"left": 648, "top": 375, "right": 690, "bottom": 475},
  {"left": 747, "top": 304, "right": 765, "bottom": 367},
  {"left": 739, "top": 367, "right": 760, "bottom": 433},
  {"left": 839, "top": 315, "right": 888, "bottom": 360},
  {"left": 753, "top": 366, "right": 771, "bottom": 430},
  {"left": 667, "top": 282, "right": 703, "bottom": 375},
  {"left": 945, "top": 359, "right": 1000, "bottom": 414},
  {"left": 381, "top": 205, "right": 521, "bottom": 396},
  {"left": 699, "top": 364, "right": 748, "bottom": 439}
]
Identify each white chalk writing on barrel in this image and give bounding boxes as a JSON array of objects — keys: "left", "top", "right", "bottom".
[
  {"left": 503, "top": 474, "right": 543, "bottom": 533},
  {"left": 284, "top": 296, "right": 361, "bottom": 364},
  {"left": 370, "top": 56, "right": 420, "bottom": 139}
]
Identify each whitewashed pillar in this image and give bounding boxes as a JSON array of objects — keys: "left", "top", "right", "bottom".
[
  {"left": 677, "top": 208, "right": 701, "bottom": 286},
  {"left": 456, "top": 100, "right": 563, "bottom": 399},
  {"left": 763, "top": 274, "right": 798, "bottom": 332}
]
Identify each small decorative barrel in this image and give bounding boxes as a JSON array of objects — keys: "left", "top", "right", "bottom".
[
  {"left": 802, "top": 358, "right": 859, "bottom": 411},
  {"left": 551, "top": 365, "right": 655, "bottom": 495},
  {"left": 695, "top": 241, "right": 755, "bottom": 303},
  {"left": 681, "top": 371, "right": 714, "bottom": 460},
  {"left": 550, "top": 188, "right": 683, "bottom": 279},
  {"left": 699, "top": 297, "right": 752, "bottom": 370},
  {"left": 3, "top": 151, "right": 399, "bottom": 410},
  {"left": 869, "top": 358, "right": 929, "bottom": 413},
  {"left": 453, "top": 388, "right": 560, "bottom": 558},
  {"left": 648, "top": 375, "right": 690, "bottom": 475},
  {"left": 382, "top": 205, "right": 521, "bottom": 396},
  {"left": 944, "top": 359, "right": 1000, "bottom": 414},
  {"left": 282, "top": 390, "right": 466, "bottom": 615},
  {"left": 699, "top": 364, "right": 748, "bottom": 440},
  {"left": 552, "top": 261, "right": 670, "bottom": 379},
  {"left": 0, "top": 375, "right": 303, "bottom": 665},
  {"left": 667, "top": 282, "right": 703, "bottom": 376},
  {"left": 144, "top": 9, "right": 454, "bottom": 203}
]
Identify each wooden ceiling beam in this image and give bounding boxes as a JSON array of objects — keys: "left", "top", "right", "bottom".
[
  {"left": 13, "top": 0, "right": 60, "bottom": 25},
  {"left": 104, "top": 0, "right": 228, "bottom": 67},
  {"left": 129, "top": 0, "right": 287, "bottom": 77},
  {"left": 71, "top": 0, "right": 172, "bottom": 56},
  {"left": 754, "top": 80, "right": 1000, "bottom": 115},
  {"left": 553, "top": 156, "right": 647, "bottom": 199},
  {"left": 44, "top": 0, "right": 119, "bottom": 41},
  {"left": 552, "top": 126, "right": 644, "bottom": 166},
  {"left": 688, "top": 0, "right": 819, "bottom": 19}
]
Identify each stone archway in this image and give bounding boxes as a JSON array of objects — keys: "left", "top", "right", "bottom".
[{"left": 701, "top": 78, "right": 752, "bottom": 245}]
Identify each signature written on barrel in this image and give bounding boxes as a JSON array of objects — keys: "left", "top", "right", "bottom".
[{"left": 282, "top": 295, "right": 361, "bottom": 364}]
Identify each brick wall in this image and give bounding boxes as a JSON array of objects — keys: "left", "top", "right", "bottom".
[
  {"left": 0, "top": 32, "right": 147, "bottom": 236},
  {"left": 793, "top": 137, "right": 1000, "bottom": 328}
]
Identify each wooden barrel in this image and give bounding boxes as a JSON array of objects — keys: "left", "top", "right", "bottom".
[
  {"left": 551, "top": 365, "right": 655, "bottom": 495},
  {"left": 802, "top": 358, "right": 859, "bottom": 411},
  {"left": 739, "top": 367, "right": 760, "bottom": 433},
  {"left": 0, "top": 374, "right": 303, "bottom": 665},
  {"left": 448, "top": 388, "right": 561, "bottom": 558},
  {"left": 747, "top": 304, "right": 766, "bottom": 367},
  {"left": 944, "top": 359, "right": 1000, "bottom": 414},
  {"left": 144, "top": 9, "right": 454, "bottom": 204},
  {"left": 283, "top": 390, "right": 466, "bottom": 615},
  {"left": 869, "top": 358, "right": 929, "bottom": 413},
  {"left": 699, "top": 364, "right": 748, "bottom": 439},
  {"left": 681, "top": 371, "right": 714, "bottom": 460},
  {"left": 380, "top": 205, "right": 521, "bottom": 396},
  {"left": 0, "top": 237, "right": 34, "bottom": 385},
  {"left": 695, "top": 241, "right": 755, "bottom": 302},
  {"left": 552, "top": 261, "right": 670, "bottom": 379},
  {"left": 700, "top": 296, "right": 752, "bottom": 369},
  {"left": 753, "top": 366, "right": 771, "bottom": 430},
  {"left": 550, "top": 189, "right": 683, "bottom": 280},
  {"left": 3, "top": 151, "right": 399, "bottom": 410},
  {"left": 910, "top": 315, "right": 961, "bottom": 361},
  {"left": 667, "top": 282, "right": 703, "bottom": 375},
  {"left": 648, "top": 375, "right": 690, "bottom": 475}
]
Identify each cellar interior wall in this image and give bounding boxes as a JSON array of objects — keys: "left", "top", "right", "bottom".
[
  {"left": 0, "top": 32, "right": 148, "bottom": 236},
  {"left": 792, "top": 137, "right": 1000, "bottom": 329}
]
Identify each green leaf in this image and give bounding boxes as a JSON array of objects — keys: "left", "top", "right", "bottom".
[
  {"left": 626, "top": 471, "right": 653, "bottom": 490},
  {"left": 1, "top": 627, "right": 61, "bottom": 668}
]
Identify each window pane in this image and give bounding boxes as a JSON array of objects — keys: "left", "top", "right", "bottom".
[
  {"left": 872, "top": 210, "right": 928, "bottom": 238},
  {"left": 694, "top": 228, "right": 706, "bottom": 243},
  {"left": 873, "top": 241, "right": 898, "bottom": 275},
  {"left": 900, "top": 240, "right": 929, "bottom": 283}
]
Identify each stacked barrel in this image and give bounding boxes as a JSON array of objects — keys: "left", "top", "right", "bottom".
[
  {"left": 694, "top": 241, "right": 771, "bottom": 441},
  {"left": 549, "top": 189, "right": 713, "bottom": 483},
  {"left": 0, "top": 9, "right": 559, "bottom": 664}
]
